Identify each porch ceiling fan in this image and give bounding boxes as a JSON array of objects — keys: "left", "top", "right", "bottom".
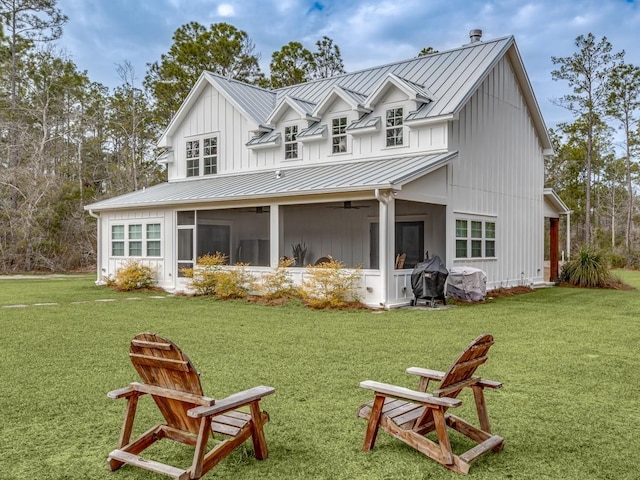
[{"left": 327, "top": 201, "right": 371, "bottom": 210}]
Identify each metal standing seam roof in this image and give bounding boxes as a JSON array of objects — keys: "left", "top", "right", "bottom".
[
  {"left": 297, "top": 123, "right": 327, "bottom": 138},
  {"left": 272, "top": 37, "right": 513, "bottom": 119},
  {"left": 200, "top": 36, "right": 513, "bottom": 132},
  {"left": 85, "top": 152, "right": 457, "bottom": 211}
]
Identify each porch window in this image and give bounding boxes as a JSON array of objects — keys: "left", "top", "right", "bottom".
[
  {"left": 385, "top": 108, "right": 403, "bottom": 147},
  {"left": 332, "top": 117, "right": 347, "bottom": 153},
  {"left": 186, "top": 140, "right": 199, "bottom": 177},
  {"left": 455, "top": 218, "right": 496, "bottom": 259},
  {"left": 146, "top": 223, "right": 161, "bottom": 257},
  {"left": 111, "top": 225, "right": 125, "bottom": 256},
  {"left": 284, "top": 125, "right": 298, "bottom": 159},
  {"left": 128, "top": 224, "right": 143, "bottom": 256},
  {"left": 110, "top": 222, "right": 162, "bottom": 257}
]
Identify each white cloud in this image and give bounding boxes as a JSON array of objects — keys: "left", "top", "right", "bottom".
[{"left": 217, "top": 3, "right": 236, "bottom": 17}]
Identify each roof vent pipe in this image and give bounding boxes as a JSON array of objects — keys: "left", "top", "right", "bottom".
[{"left": 469, "top": 29, "right": 482, "bottom": 43}]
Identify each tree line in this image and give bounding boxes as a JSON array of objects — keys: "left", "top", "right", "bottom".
[
  {"left": 0, "top": 0, "right": 638, "bottom": 272},
  {"left": 549, "top": 33, "right": 640, "bottom": 264}
]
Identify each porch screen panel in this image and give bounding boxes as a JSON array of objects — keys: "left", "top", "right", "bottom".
[
  {"left": 395, "top": 221, "right": 424, "bottom": 269},
  {"left": 177, "top": 229, "right": 193, "bottom": 276},
  {"left": 197, "top": 224, "right": 230, "bottom": 261}
]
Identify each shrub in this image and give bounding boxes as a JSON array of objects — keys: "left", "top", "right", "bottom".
[
  {"left": 607, "top": 252, "right": 627, "bottom": 269},
  {"left": 625, "top": 250, "right": 640, "bottom": 270},
  {"left": 213, "top": 265, "right": 255, "bottom": 299},
  {"left": 559, "top": 246, "right": 611, "bottom": 287},
  {"left": 181, "top": 252, "right": 227, "bottom": 295},
  {"left": 183, "top": 253, "right": 254, "bottom": 299},
  {"left": 299, "top": 259, "right": 362, "bottom": 308},
  {"left": 257, "top": 257, "right": 298, "bottom": 300},
  {"left": 111, "top": 260, "right": 157, "bottom": 291}
]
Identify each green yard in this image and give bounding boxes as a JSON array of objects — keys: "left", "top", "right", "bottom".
[{"left": 0, "top": 273, "right": 638, "bottom": 479}]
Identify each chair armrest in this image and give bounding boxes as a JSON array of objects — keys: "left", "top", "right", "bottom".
[
  {"left": 187, "top": 386, "right": 275, "bottom": 418},
  {"left": 405, "top": 367, "right": 445, "bottom": 381},
  {"left": 478, "top": 379, "right": 502, "bottom": 389},
  {"left": 107, "top": 386, "right": 138, "bottom": 399},
  {"left": 359, "top": 380, "right": 462, "bottom": 408}
]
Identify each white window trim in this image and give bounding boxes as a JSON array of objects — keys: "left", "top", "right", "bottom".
[
  {"left": 110, "top": 221, "right": 163, "bottom": 259},
  {"left": 385, "top": 106, "right": 404, "bottom": 148},
  {"left": 284, "top": 125, "right": 299, "bottom": 160},
  {"left": 330, "top": 116, "right": 349, "bottom": 155},
  {"left": 185, "top": 133, "right": 220, "bottom": 178},
  {"left": 454, "top": 216, "right": 497, "bottom": 260}
]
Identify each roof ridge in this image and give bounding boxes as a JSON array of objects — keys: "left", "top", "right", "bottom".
[{"left": 204, "top": 71, "right": 275, "bottom": 95}]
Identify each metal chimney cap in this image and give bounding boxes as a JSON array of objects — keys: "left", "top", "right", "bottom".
[{"left": 469, "top": 29, "right": 483, "bottom": 43}]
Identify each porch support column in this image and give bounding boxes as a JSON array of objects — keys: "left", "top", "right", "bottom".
[
  {"left": 549, "top": 217, "right": 559, "bottom": 282},
  {"left": 376, "top": 190, "right": 395, "bottom": 308},
  {"left": 269, "top": 204, "right": 283, "bottom": 267}
]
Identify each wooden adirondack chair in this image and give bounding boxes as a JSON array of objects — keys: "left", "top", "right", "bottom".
[
  {"left": 357, "top": 333, "right": 503, "bottom": 475},
  {"left": 107, "top": 332, "right": 275, "bottom": 480}
]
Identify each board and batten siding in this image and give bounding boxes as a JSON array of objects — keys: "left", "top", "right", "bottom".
[
  {"left": 98, "top": 209, "right": 175, "bottom": 288},
  {"left": 448, "top": 55, "right": 545, "bottom": 288},
  {"left": 168, "top": 84, "right": 252, "bottom": 180}
]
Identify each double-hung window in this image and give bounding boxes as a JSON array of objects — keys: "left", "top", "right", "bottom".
[
  {"left": 203, "top": 137, "right": 218, "bottom": 175},
  {"left": 284, "top": 125, "right": 298, "bottom": 159},
  {"left": 332, "top": 117, "right": 348, "bottom": 153},
  {"left": 385, "top": 108, "right": 403, "bottom": 147},
  {"left": 111, "top": 222, "right": 162, "bottom": 257},
  {"left": 455, "top": 218, "right": 496, "bottom": 259},
  {"left": 186, "top": 140, "right": 200, "bottom": 177},
  {"left": 186, "top": 135, "right": 218, "bottom": 177}
]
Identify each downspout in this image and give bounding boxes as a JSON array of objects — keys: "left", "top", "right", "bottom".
[
  {"left": 87, "top": 209, "right": 102, "bottom": 285},
  {"left": 375, "top": 189, "right": 392, "bottom": 307},
  {"left": 565, "top": 211, "right": 571, "bottom": 261}
]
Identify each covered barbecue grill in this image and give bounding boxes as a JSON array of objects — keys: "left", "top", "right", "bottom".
[{"left": 410, "top": 255, "right": 448, "bottom": 307}]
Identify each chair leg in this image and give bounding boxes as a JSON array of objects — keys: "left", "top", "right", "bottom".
[
  {"left": 250, "top": 401, "right": 269, "bottom": 460},
  {"left": 109, "top": 394, "right": 140, "bottom": 471},
  {"left": 471, "top": 386, "right": 491, "bottom": 433},
  {"left": 362, "top": 395, "right": 385, "bottom": 451},
  {"left": 432, "top": 408, "right": 453, "bottom": 465},
  {"left": 191, "top": 416, "right": 212, "bottom": 479}
]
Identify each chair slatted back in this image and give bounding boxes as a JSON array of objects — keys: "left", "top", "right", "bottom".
[
  {"left": 129, "top": 332, "right": 204, "bottom": 434},
  {"left": 437, "top": 333, "right": 494, "bottom": 397}
]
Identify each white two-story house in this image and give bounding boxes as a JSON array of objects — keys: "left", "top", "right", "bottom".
[{"left": 85, "top": 31, "right": 570, "bottom": 308}]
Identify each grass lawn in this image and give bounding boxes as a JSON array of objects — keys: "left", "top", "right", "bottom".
[{"left": 0, "top": 272, "right": 639, "bottom": 479}]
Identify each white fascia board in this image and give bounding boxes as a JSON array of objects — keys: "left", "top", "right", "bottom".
[{"left": 404, "top": 114, "right": 456, "bottom": 127}]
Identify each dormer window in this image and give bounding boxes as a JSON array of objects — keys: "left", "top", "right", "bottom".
[
  {"left": 284, "top": 125, "right": 298, "bottom": 159},
  {"left": 385, "top": 108, "right": 404, "bottom": 147},
  {"left": 332, "top": 117, "right": 348, "bottom": 153}
]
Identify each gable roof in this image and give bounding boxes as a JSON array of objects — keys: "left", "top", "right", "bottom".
[
  {"left": 85, "top": 152, "right": 456, "bottom": 211},
  {"left": 363, "top": 73, "right": 432, "bottom": 109},
  {"left": 265, "top": 95, "right": 319, "bottom": 125},
  {"left": 158, "top": 35, "right": 550, "bottom": 150}
]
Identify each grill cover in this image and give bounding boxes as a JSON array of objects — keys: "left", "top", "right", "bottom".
[{"left": 411, "top": 255, "right": 448, "bottom": 300}]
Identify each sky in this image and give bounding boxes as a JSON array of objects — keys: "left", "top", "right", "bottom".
[{"left": 53, "top": 0, "right": 640, "bottom": 129}]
